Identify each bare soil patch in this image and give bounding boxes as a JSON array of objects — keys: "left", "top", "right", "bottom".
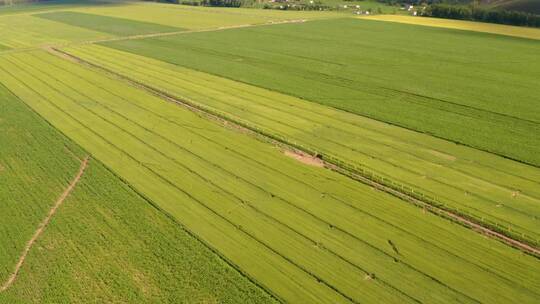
[{"left": 284, "top": 150, "right": 324, "bottom": 168}]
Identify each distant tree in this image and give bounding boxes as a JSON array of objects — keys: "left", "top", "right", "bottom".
[{"left": 424, "top": 4, "right": 540, "bottom": 27}]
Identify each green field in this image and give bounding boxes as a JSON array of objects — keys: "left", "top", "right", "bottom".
[
  {"left": 0, "top": 84, "right": 274, "bottom": 303},
  {"left": 36, "top": 11, "right": 182, "bottom": 36},
  {"left": 67, "top": 1, "right": 341, "bottom": 29},
  {"left": 64, "top": 37, "right": 540, "bottom": 242},
  {"left": 0, "top": 1, "right": 539, "bottom": 303},
  {"left": 0, "top": 2, "right": 338, "bottom": 50},
  {"left": 100, "top": 17, "right": 540, "bottom": 167},
  {"left": 0, "top": 49, "right": 539, "bottom": 303},
  {"left": 0, "top": 13, "right": 111, "bottom": 48}
]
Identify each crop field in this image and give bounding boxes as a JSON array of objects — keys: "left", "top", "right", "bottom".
[
  {"left": 35, "top": 11, "right": 182, "bottom": 36},
  {"left": 0, "top": 83, "right": 274, "bottom": 303},
  {"left": 100, "top": 18, "right": 540, "bottom": 166},
  {"left": 65, "top": 1, "right": 341, "bottom": 29},
  {"left": 64, "top": 41, "right": 540, "bottom": 243},
  {"left": 0, "top": 2, "right": 336, "bottom": 50},
  {"left": 0, "top": 49, "right": 539, "bottom": 303},
  {"left": 0, "top": 1, "right": 539, "bottom": 303},
  {"left": 0, "top": 14, "right": 111, "bottom": 49}
]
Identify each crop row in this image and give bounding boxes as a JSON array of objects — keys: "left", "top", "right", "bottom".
[
  {"left": 65, "top": 44, "right": 540, "bottom": 246},
  {"left": 0, "top": 50, "right": 538, "bottom": 303}
]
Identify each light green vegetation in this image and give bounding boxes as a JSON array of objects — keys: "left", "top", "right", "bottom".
[
  {"left": 0, "top": 43, "right": 9, "bottom": 51},
  {"left": 36, "top": 11, "right": 182, "bottom": 36},
  {"left": 76, "top": 39, "right": 540, "bottom": 243},
  {"left": 0, "top": 81, "right": 276, "bottom": 303},
  {"left": 101, "top": 18, "right": 540, "bottom": 167},
  {"left": 0, "top": 13, "right": 111, "bottom": 49},
  {"left": 0, "top": 49, "right": 539, "bottom": 303}
]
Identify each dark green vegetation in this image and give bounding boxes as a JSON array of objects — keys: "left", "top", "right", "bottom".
[
  {"left": 103, "top": 17, "right": 540, "bottom": 166},
  {"left": 486, "top": 0, "right": 540, "bottom": 14},
  {"left": 0, "top": 83, "right": 276, "bottom": 303},
  {"left": 36, "top": 11, "right": 181, "bottom": 36},
  {"left": 426, "top": 3, "right": 540, "bottom": 27}
]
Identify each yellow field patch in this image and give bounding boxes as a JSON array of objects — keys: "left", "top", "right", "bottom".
[{"left": 361, "top": 15, "right": 540, "bottom": 40}]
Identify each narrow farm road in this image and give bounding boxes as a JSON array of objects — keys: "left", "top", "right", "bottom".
[{"left": 0, "top": 156, "right": 90, "bottom": 292}]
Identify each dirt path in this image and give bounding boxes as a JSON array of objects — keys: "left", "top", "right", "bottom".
[{"left": 0, "top": 156, "right": 90, "bottom": 293}]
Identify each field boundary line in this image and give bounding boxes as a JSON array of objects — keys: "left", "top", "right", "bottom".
[
  {"left": 0, "top": 156, "right": 90, "bottom": 293},
  {"left": 50, "top": 48, "right": 540, "bottom": 258}
]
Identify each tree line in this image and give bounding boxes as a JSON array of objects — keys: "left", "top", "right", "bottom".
[{"left": 424, "top": 4, "right": 540, "bottom": 28}]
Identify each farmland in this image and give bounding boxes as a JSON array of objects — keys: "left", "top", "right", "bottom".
[
  {"left": 0, "top": 48, "right": 539, "bottom": 303},
  {"left": 65, "top": 31, "right": 540, "bottom": 242},
  {"left": 0, "top": 2, "right": 338, "bottom": 50},
  {"left": 99, "top": 18, "right": 540, "bottom": 167},
  {"left": 0, "top": 84, "right": 274, "bottom": 303},
  {"left": 0, "top": 1, "right": 539, "bottom": 303}
]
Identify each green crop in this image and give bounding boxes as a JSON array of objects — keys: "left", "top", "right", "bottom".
[
  {"left": 0, "top": 79, "right": 275, "bottom": 304},
  {"left": 0, "top": 50, "right": 538, "bottom": 303},
  {"left": 102, "top": 18, "right": 540, "bottom": 167},
  {"left": 36, "top": 11, "right": 182, "bottom": 36},
  {"left": 66, "top": 43, "right": 540, "bottom": 245}
]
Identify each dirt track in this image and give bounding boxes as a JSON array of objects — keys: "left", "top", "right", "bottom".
[{"left": 0, "top": 156, "right": 90, "bottom": 292}]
